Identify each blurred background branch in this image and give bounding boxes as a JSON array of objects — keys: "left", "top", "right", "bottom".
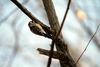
[{"left": 0, "top": 0, "right": 100, "bottom": 67}]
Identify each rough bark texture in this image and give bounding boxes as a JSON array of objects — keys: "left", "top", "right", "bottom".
[
  {"left": 42, "top": 0, "right": 76, "bottom": 67},
  {"left": 11, "top": 0, "right": 76, "bottom": 67}
]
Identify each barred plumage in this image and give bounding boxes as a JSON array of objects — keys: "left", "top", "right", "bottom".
[{"left": 28, "top": 21, "right": 52, "bottom": 38}]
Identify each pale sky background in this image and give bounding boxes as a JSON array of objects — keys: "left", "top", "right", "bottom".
[{"left": 0, "top": 0, "right": 100, "bottom": 67}]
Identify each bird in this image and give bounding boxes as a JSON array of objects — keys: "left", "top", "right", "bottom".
[{"left": 28, "top": 21, "right": 52, "bottom": 38}]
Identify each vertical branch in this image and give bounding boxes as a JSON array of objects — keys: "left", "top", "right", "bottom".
[
  {"left": 42, "top": 0, "right": 76, "bottom": 67},
  {"left": 11, "top": 0, "right": 76, "bottom": 67},
  {"left": 46, "top": 0, "right": 71, "bottom": 67},
  {"left": 42, "top": 0, "right": 60, "bottom": 34}
]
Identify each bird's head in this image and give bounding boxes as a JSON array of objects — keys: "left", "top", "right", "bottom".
[{"left": 28, "top": 21, "right": 36, "bottom": 28}]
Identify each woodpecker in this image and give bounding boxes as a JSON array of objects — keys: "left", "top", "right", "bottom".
[{"left": 28, "top": 21, "right": 52, "bottom": 38}]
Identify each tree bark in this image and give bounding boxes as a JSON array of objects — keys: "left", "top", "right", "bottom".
[{"left": 42, "top": 0, "right": 76, "bottom": 67}]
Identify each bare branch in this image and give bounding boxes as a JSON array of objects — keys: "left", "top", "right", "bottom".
[
  {"left": 11, "top": 0, "right": 76, "bottom": 67},
  {"left": 37, "top": 48, "right": 67, "bottom": 60},
  {"left": 75, "top": 24, "right": 100, "bottom": 65},
  {"left": 11, "top": 0, "right": 52, "bottom": 37},
  {"left": 11, "top": 0, "right": 37, "bottom": 21},
  {"left": 46, "top": 0, "right": 71, "bottom": 67},
  {"left": 71, "top": 1, "right": 100, "bottom": 50},
  {"left": 42, "top": 0, "right": 75, "bottom": 67}
]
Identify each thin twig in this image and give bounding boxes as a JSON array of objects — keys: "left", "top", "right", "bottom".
[
  {"left": 11, "top": 0, "right": 51, "bottom": 31},
  {"left": 75, "top": 24, "right": 100, "bottom": 65},
  {"left": 11, "top": 0, "right": 37, "bottom": 21},
  {"left": 47, "top": 0, "right": 71, "bottom": 67},
  {"left": 70, "top": 2, "right": 100, "bottom": 50},
  {"left": 11, "top": 0, "right": 54, "bottom": 39}
]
